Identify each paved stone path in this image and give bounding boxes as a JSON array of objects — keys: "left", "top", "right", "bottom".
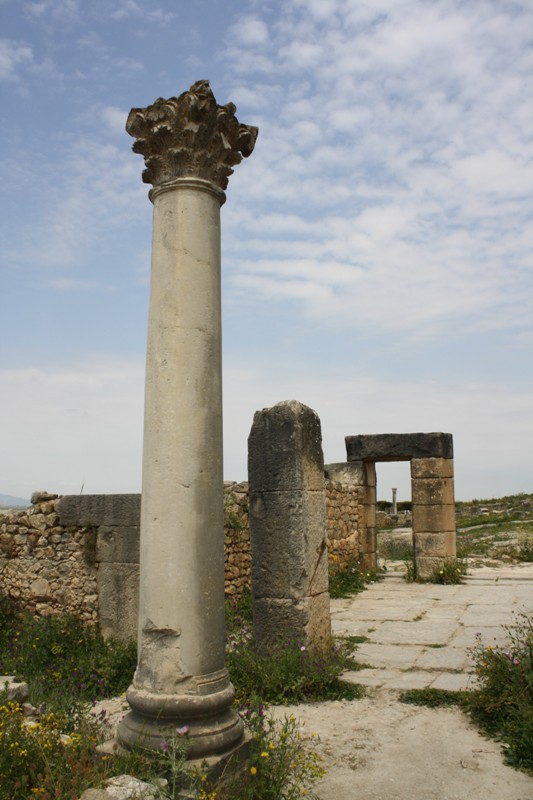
[{"left": 331, "top": 562, "right": 533, "bottom": 691}]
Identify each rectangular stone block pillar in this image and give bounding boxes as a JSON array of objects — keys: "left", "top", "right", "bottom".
[
  {"left": 248, "top": 401, "right": 331, "bottom": 650},
  {"left": 362, "top": 462, "right": 378, "bottom": 570},
  {"left": 411, "top": 457, "right": 456, "bottom": 579}
]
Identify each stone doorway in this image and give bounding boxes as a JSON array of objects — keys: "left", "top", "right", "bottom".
[{"left": 345, "top": 433, "right": 456, "bottom": 579}]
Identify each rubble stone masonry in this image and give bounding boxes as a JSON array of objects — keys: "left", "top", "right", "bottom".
[{"left": 0, "top": 481, "right": 361, "bottom": 639}]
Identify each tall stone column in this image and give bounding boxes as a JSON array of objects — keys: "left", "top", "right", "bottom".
[{"left": 117, "top": 81, "right": 257, "bottom": 758}]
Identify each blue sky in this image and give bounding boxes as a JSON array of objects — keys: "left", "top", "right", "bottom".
[{"left": 1, "top": 0, "right": 532, "bottom": 502}]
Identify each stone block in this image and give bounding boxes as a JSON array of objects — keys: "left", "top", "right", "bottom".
[
  {"left": 365, "top": 503, "right": 376, "bottom": 527},
  {"left": 412, "top": 503, "right": 456, "bottom": 533},
  {"left": 253, "top": 592, "right": 331, "bottom": 649},
  {"left": 360, "top": 527, "right": 377, "bottom": 552},
  {"left": 366, "top": 485, "right": 377, "bottom": 504},
  {"left": 346, "top": 432, "right": 453, "bottom": 461},
  {"left": 97, "top": 563, "right": 139, "bottom": 641},
  {"left": 58, "top": 494, "right": 141, "bottom": 528},
  {"left": 97, "top": 526, "right": 140, "bottom": 564},
  {"left": 411, "top": 477, "right": 455, "bottom": 506},
  {"left": 411, "top": 458, "right": 454, "bottom": 479},
  {"left": 360, "top": 551, "right": 377, "bottom": 570},
  {"left": 364, "top": 462, "right": 376, "bottom": 487},
  {"left": 249, "top": 490, "right": 328, "bottom": 597},
  {"left": 413, "top": 532, "right": 448, "bottom": 557},
  {"left": 248, "top": 401, "right": 325, "bottom": 492},
  {"left": 324, "top": 462, "right": 365, "bottom": 485},
  {"left": 415, "top": 556, "right": 447, "bottom": 580}
]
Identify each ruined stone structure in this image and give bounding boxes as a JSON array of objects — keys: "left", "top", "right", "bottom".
[
  {"left": 0, "top": 481, "right": 359, "bottom": 640},
  {"left": 248, "top": 401, "right": 331, "bottom": 649},
  {"left": 346, "top": 433, "right": 456, "bottom": 578},
  {"left": 118, "top": 80, "right": 257, "bottom": 759}
]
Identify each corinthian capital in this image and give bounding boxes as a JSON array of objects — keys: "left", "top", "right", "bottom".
[{"left": 126, "top": 80, "right": 258, "bottom": 191}]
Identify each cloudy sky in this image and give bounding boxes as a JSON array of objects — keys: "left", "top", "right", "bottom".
[{"left": 1, "top": 0, "right": 532, "bottom": 502}]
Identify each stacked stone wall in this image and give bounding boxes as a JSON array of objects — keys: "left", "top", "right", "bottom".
[
  {"left": 223, "top": 482, "right": 251, "bottom": 598},
  {"left": 0, "top": 492, "right": 98, "bottom": 623},
  {"left": 0, "top": 479, "right": 364, "bottom": 638},
  {"left": 325, "top": 481, "right": 363, "bottom": 567}
]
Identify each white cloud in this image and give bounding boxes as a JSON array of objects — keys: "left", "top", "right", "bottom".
[
  {"left": 102, "top": 105, "right": 129, "bottom": 134},
  {"left": 6, "top": 136, "right": 146, "bottom": 269},
  {"left": 0, "top": 39, "right": 33, "bottom": 81},
  {"left": 0, "top": 361, "right": 145, "bottom": 497},
  {"left": 25, "top": 0, "right": 81, "bottom": 24},
  {"left": 220, "top": 0, "right": 533, "bottom": 343},
  {"left": 109, "top": 1, "right": 176, "bottom": 23},
  {"left": 222, "top": 359, "right": 533, "bottom": 500},
  {"left": 230, "top": 16, "right": 269, "bottom": 46}
]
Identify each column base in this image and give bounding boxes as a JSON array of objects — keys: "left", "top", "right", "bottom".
[{"left": 117, "top": 676, "right": 244, "bottom": 759}]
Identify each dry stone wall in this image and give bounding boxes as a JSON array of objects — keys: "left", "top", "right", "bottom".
[
  {"left": 325, "top": 481, "right": 364, "bottom": 567},
  {"left": 0, "top": 480, "right": 363, "bottom": 640},
  {"left": 0, "top": 491, "right": 98, "bottom": 623}
]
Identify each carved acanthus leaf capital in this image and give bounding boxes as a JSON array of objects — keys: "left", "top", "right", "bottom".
[{"left": 126, "top": 80, "right": 258, "bottom": 191}]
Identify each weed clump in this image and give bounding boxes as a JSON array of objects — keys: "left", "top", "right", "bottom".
[
  {"left": 465, "top": 613, "right": 533, "bottom": 772},
  {"left": 0, "top": 601, "right": 136, "bottom": 723},
  {"left": 328, "top": 557, "right": 381, "bottom": 599}
]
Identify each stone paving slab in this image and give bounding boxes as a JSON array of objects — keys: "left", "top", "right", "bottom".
[
  {"left": 371, "top": 619, "right": 458, "bottom": 645},
  {"left": 333, "top": 565, "right": 533, "bottom": 692},
  {"left": 354, "top": 643, "right": 427, "bottom": 669}
]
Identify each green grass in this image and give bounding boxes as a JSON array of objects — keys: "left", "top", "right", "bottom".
[
  {"left": 463, "top": 614, "right": 533, "bottom": 772},
  {"left": 399, "top": 688, "right": 466, "bottom": 707},
  {"left": 0, "top": 595, "right": 136, "bottom": 724},
  {"left": 328, "top": 559, "right": 382, "bottom": 599},
  {"left": 0, "top": 590, "right": 358, "bottom": 799},
  {"left": 457, "top": 520, "right": 533, "bottom": 560},
  {"left": 377, "top": 534, "right": 413, "bottom": 561}
]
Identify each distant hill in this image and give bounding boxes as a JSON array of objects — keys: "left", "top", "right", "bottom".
[{"left": 0, "top": 493, "right": 30, "bottom": 508}]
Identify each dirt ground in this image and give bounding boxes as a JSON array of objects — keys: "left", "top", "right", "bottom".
[{"left": 273, "top": 691, "right": 533, "bottom": 800}]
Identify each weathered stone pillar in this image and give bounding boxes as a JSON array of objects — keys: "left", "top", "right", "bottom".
[
  {"left": 248, "top": 401, "right": 331, "bottom": 649},
  {"left": 411, "top": 457, "right": 456, "bottom": 579},
  {"left": 362, "top": 462, "right": 378, "bottom": 570},
  {"left": 391, "top": 488, "right": 397, "bottom": 516},
  {"left": 117, "top": 81, "right": 257, "bottom": 758}
]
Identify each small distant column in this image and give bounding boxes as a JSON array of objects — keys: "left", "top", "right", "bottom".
[
  {"left": 391, "top": 488, "right": 397, "bottom": 516},
  {"left": 117, "top": 81, "right": 257, "bottom": 758},
  {"left": 248, "top": 401, "right": 331, "bottom": 650}
]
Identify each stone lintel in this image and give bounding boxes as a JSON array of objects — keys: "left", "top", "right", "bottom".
[
  {"left": 346, "top": 433, "right": 453, "bottom": 462},
  {"left": 58, "top": 494, "right": 141, "bottom": 528}
]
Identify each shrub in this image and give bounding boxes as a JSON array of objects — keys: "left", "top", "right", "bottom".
[
  {"left": 227, "top": 636, "right": 364, "bottom": 706},
  {"left": 0, "top": 697, "right": 104, "bottom": 800},
  {"left": 328, "top": 558, "right": 381, "bottom": 599},
  {"left": 218, "top": 705, "right": 325, "bottom": 800},
  {"left": 465, "top": 614, "right": 533, "bottom": 771},
  {"left": 428, "top": 558, "right": 467, "bottom": 585},
  {"left": 0, "top": 599, "right": 136, "bottom": 720}
]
